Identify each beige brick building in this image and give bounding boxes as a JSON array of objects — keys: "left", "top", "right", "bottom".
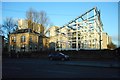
[
  {"left": 48, "top": 26, "right": 59, "bottom": 50},
  {"left": 9, "top": 19, "right": 49, "bottom": 52}
]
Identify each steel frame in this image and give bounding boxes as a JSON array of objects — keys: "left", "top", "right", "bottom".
[{"left": 55, "top": 7, "right": 103, "bottom": 51}]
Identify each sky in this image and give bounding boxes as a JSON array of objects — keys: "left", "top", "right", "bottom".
[{"left": 1, "top": 2, "right": 119, "bottom": 46}]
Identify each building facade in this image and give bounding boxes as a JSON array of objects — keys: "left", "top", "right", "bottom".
[
  {"left": 9, "top": 19, "right": 49, "bottom": 52},
  {"left": 48, "top": 7, "right": 112, "bottom": 51},
  {"left": 48, "top": 26, "right": 112, "bottom": 51},
  {"left": 18, "top": 19, "right": 44, "bottom": 34},
  {"left": 48, "top": 26, "right": 59, "bottom": 50}
]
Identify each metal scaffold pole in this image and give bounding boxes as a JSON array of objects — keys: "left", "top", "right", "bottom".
[
  {"left": 76, "top": 20, "right": 79, "bottom": 51},
  {"left": 54, "top": 7, "right": 104, "bottom": 51}
]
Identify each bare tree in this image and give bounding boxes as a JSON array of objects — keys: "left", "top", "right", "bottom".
[
  {"left": 107, "top": 42, "right": 117, "bottom": 50},
  {"left": 2, "top": 17, "right": 18, "bottom": 42},
  {"left": 39, "top": 11, "right": 49, "bottom": 27},
  {"left": 26, "top": 8, "right": 49, "bottom": 27},
  {"left": 26, "top": 8, "right": 34, "bottom": 22},
  {"left": 33, "top": 10, "right": 39, "bottom": 23},
  {"left": 44, "top": 22, "right": 54, "bottom": 36}
]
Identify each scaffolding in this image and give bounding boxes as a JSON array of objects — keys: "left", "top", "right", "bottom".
[{"left": 55, "top": 7, "right": 103, "bottom": 51}]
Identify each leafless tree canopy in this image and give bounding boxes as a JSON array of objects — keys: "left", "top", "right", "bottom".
[
  {"left": 26, "top": 8, "right": 34, "bottom": 22},
  {"left": 39, "top": 11, "right": 48, "bottom": 26},
  {"left": 26, "top": 8, "right": 49, "bottom": 27},
  {"left": 2, "top": 17, "right": 18, "bottom": 40}
]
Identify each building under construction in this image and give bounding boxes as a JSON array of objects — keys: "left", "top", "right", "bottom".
[{"left": 48, "top": 7, "right": 112, "bottom": 51}]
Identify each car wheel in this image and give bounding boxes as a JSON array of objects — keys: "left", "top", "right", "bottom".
[
  {"left": 61, "top": 58, "right": 65, "bottom": 61},
  {"left": 49, "top": 57, "right": 53, "bottom": 60}
]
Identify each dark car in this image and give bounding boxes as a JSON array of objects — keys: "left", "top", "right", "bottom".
[{"left": 48, "top": 52, "right": 69, "bottom": 61}]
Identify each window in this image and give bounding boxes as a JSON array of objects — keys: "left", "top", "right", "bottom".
[
  {"left": 29, "top": 36, "right": 32, "bottom": 42},
  {"left": 89, "top": 35, "right": 91, "bottom": 37},
  {"left": 35, "top": 45, "right": 37, "bottom": 50},
  {"left": 11, "top": 37, "right": 14, "bottom": 42},
  {"left": 11, "top": 36, "right": 16, "bottom": 42},
  {"left": 29, "top": 45, "right": 32, "bottom": 50},
  {"left": 89, "top": 30, "right": 91, "bottom": 32},
  {"left": 68, "top": 33, "right": 71, "bottom": 36},
  {"left": 78, "top": 33, "right": 81, "bottom": 36},
  {"left": 11, "top": 45, "right": 16, "bottom": 50},
  {"left": 21, "top": 36, "right": 26, "bottom": 42},
  {"left": 78, "top": 26, "right": 81, "bottom": 30},
  {"left": 95, "top": 39, "right": 97, "bottom": 41},
  {"left": 11, "top": 45, "right": 14, "bottom": 50},
  {"left": 13, "top": 37, "right": 16, "bottom": 42},
  {"left": 90, "top": 40, "right": 91, "bottom": 43},
  {"left": 90, "top": 26, "right": 93, "bottom": 28},
  {"left": 72, "top": 43, "right": 76, "bottom": 48},
  {"left": 92, "top": 29, "right": 94, "bottom": 31},
  {"left": 90, "top": 44, "right": 91, "bottom": 46}
]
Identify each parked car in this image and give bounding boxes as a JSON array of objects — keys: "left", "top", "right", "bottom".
[{"left": 48, "top": 52, "right": 69, "bottom": 61}]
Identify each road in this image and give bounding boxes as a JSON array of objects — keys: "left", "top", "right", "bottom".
[{"left": 2, "top": 58, "right": 120, "bottom": 78}]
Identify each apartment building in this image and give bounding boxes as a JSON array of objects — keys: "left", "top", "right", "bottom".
[
  {"left": 48, "top": 7, "right": 112, "bottom": 51},
  {"left": 101, "top": 32, "right": 112, "bottom": 49},
  {"left": 48, "top": 26, "right": 112, "bottom": 51}
]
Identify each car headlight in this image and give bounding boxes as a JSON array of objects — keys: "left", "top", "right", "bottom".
[{"left": 65, "top": 55, "right": 69, "bottom": 58}]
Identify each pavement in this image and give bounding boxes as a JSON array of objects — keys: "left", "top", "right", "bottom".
[{"left": 57, "top": 60, "right": 120, "bottom": 68}]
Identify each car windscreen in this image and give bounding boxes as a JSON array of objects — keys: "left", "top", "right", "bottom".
[{"left": 59, "top": 53, "right": 65, "bottom": 55}]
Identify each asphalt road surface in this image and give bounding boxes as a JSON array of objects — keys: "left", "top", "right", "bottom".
[{"left": 2, "top": 58, "right": 120, "bottom": 78}]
